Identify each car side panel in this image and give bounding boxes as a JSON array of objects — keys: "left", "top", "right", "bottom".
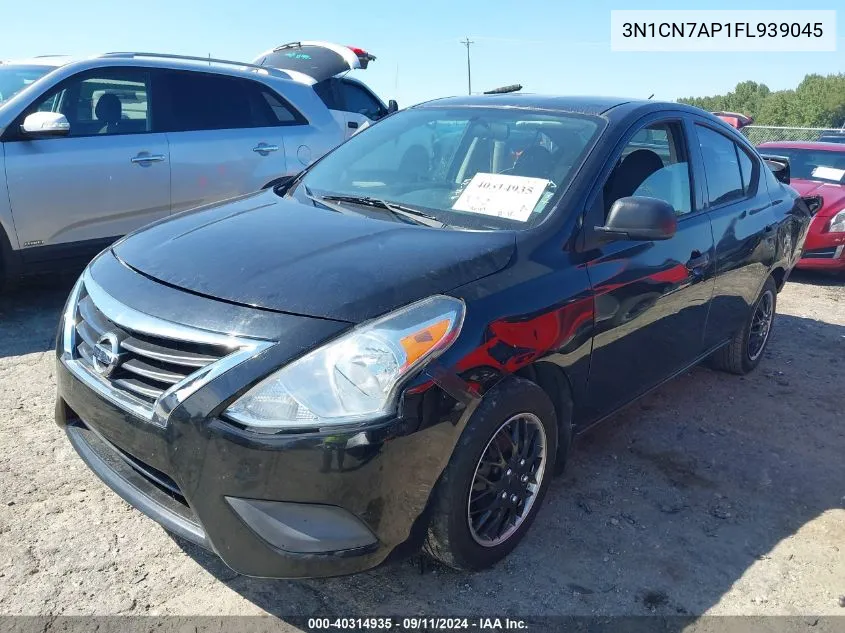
[
  {"left": 442, "top": 250, "right": 595, "bottom": 418},
  {"left": 702, "top": 201, "right": 780, "bottom": 349},
  {"left": 4, "top": 133, "right": 172, "bottom": 252},
  {"left": 691, "top": 120, "right": 796, "bottom": 349},
  {"left": 167, "top": 128, "right": 289, "bottom": 215},
  {"left": 582, "top": 212, "right": 715, "bottom": 421},
  {"left": 0, "top": 142, "right": 21, "bottom": 251}
]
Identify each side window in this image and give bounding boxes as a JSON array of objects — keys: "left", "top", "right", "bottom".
[
  {"left": 261, "top": 89, "right": 306, "bottom": 125},
  {"left": 160, "top": 72, "right": 288, "bottom": 132},
  {"left": 736, "top": 144, "right": 758, "bottom": 195},
  {"left": 26, "top": 69, "right": 151, "bottom": 137},
  {"left": 339, "top": 81, "right": 384, "bottom": 120},
  {"left": 312, "top": 79, "right": 338, "bottom": 109},
  {"left": 604, "top": 121, "right": 692, "bottom": 216},
  {"left": 695, "top": 125, "right": 745, "bottom": 206}
]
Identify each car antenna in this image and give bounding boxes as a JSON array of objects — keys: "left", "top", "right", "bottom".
[
  {"left": 647, "top": 93, "right": 654, "bottom": 99},
  {"left": 483, "top": 84, "right": 523, "bottom": 95}
]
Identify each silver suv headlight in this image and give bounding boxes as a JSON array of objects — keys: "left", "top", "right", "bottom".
[{"left": 225, "top": 295, "right": 465, "bottom": 432}]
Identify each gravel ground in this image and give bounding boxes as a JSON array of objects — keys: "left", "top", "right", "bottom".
[{"left": 0, "top": 271, "right": 843, "bottom": 620}]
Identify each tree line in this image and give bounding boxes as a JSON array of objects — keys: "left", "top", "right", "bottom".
[{"left": 678, "top": 73, "right": 845, "bottom": 129}]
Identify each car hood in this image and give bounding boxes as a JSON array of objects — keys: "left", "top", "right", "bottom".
[
  {"left": 113, "top": 190, "right": 516, "bottom": 323},
  {"left": 789, "top": 179, "right": 845, "bottom": 217}
]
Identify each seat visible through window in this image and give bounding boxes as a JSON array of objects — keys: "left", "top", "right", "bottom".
[{"left": 604, "top": 122, "right": 692, "bottom": 216}]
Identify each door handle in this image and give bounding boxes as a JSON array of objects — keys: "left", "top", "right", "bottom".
[
  {"left": 253, "top": 143, "right": 280, "bottom": 155},
  {"left": 130, "top": 153, "right": 166, "bottom": 164},
  {"left": 686, "top": 252, "right": 710, "bottom": 272}
]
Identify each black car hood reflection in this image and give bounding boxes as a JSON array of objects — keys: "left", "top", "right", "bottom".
[{"left": 113, "top": 189, "right": 516, "bottom": 323}]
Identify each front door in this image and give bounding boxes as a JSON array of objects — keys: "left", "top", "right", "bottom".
[
  {"left": 3, "top": 68, "right": 170, "bottom": 261},
  {"left": 581, "top": 117, "right": 716, "bottom": 421}
]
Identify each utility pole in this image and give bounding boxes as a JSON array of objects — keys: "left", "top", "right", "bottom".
[{"left": 460, "top": 37, "right": 474, "bottom": 95}]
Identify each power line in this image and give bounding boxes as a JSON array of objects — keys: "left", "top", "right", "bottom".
[{"left": 460, "top": 37, "right": 474, "bottom": 95}]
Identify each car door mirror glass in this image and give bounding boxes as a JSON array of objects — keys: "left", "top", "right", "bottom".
[
  {"left": 801, "top": 195, "right": 823, "bottom": 216},
  {"left": 21, "top": 112, "right": 70, "bottom": 138},
  {"left": 596, "top": 196, "right": 678, "bottom": 241},
  {"left": 760, "top": 155, "right": 791, "bottom": 185},
  {"left": 388, "top": 99, "right": 399, "bottom": 114}
]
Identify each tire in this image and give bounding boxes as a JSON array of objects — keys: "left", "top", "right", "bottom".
[
  {"left": 423, "top": 377, "right": 558, "bottom": 571},
  {"left": 709, "top": 275, "right": 777, "bottom": 375}
]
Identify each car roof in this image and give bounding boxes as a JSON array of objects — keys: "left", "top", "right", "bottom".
[
  {"left": 27, "top": 52, "right": 309, "bottom": 86},
  {"left": 416, "top": 94, "right": 636, "bottom": 114},
  {"left": 1, "top": 55, "right": 75, "bottom": 68},
  {"left": 413, "top": 94, "right": 706, "bottom": 118},
  {"left": 758, "top": 141, "right": 845, "bottom": 152}
]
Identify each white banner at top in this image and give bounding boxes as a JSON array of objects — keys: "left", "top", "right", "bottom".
[{"left": 611, "top": 10, "right": 837, "bottom": 52}]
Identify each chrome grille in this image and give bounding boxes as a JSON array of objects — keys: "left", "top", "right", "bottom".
[
  {"left": 74, "top": 291, "right": 226, "bottom": 405},
  {"left": 61, "top": 271, "right": 272, "bottom": 426}
]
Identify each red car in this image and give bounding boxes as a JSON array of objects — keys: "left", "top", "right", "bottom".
[{"left": 758, "top": 141, "right": 845, "bottom": 273}]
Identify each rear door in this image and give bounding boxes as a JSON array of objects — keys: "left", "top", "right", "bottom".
[
  {"left": 157, "top": 70, "right": 306, "bottom": 214},
  {"left": 690, "top": 119, "right": 779, "bottom": 349},
  {"left": 580, "top": 115, "right": 716, "bottom": 421},
  {"left": 2, "top": 67, "right": 170, "bottom": 260}
]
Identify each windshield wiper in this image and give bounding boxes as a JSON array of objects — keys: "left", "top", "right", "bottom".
[
  {"left": 320, "top": 194, "right": 446, "bottom": 228},
  {"left": 301, "top": 185, "right": 348, "bottom": 214}
]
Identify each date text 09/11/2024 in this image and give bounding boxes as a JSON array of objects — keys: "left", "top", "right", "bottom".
[{"left": 306, "top": 617, "right": 529, "bottom": 630}]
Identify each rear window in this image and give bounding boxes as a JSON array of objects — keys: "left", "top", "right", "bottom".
[{"left": 760, "top": 147, "right": 845, "bottom": 183}]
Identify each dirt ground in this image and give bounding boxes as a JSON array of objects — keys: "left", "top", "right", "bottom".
[{"left": 0, "top": 271, "right": 843, "bottom": 621}]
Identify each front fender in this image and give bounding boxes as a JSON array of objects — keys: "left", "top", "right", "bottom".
[{"left": 0, "top": 144, "right": 23, "bottom": 279}]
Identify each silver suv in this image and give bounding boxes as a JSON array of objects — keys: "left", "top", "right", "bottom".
[{"left": 0, "top": 52, "right": 348, "bottom": 286}]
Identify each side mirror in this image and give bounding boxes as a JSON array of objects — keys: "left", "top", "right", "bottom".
[
  {"left": 801, "top": 195, "right": 823, "bottom": 216},
  {"left": 21, "top": 112, "right": 70, "bottom": 138},
  {"left": 387, "top": 99, "right": 399, "bottom": 114},
  {"left": 595, "top": 196, "right": 677, "bottom": 241},
  {"left": 262, "top": 174, "right": 295, "bottom": 192},
  {"left": 760, "top": 154, "right": 790, "bottom": 185}
]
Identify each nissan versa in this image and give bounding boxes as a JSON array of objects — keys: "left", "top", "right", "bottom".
[{"left": 56, "top": 95, "right": 812, "bottom": 578}]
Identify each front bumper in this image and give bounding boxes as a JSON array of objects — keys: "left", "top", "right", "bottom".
[
  {"left": 798, "top": 244, "right": 845, "bottom": 271},
  {"left": 798, "top": 214, "right": 845, "bottom": 271},
  {"left": 53, "top": 254, "right": 466, "bottom": 578},
  {"left": 56, "top": 357, "right": 457, "bottom": 578}
]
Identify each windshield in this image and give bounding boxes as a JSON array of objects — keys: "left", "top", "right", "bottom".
[
  {"left": 296, "top": 107, "right": 603, "bottom": 230},
  {"left": 764, "top": 147, "right": 845, "bottom": 184},
  {"left": 0, "top": 65, "right": 54, "bottom": 104}
]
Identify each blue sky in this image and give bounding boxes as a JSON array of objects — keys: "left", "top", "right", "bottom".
[{"left": 3, "top": 0, "right": 843, "bottom": 107}]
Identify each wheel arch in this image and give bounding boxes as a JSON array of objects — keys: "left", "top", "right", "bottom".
[
  {"left": 0, "top": 220, "right": 22, "bottom": 284},
  {"left": 514, "top": 361, "right": 574, "bottom": 473},
  {"left": 770, "top": 266, "right": 787, "bottom": 292}
]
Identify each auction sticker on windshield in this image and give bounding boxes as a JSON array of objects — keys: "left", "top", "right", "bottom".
[
  {"left": 812, "top": 166, "right": 845, "bottom": 182},
  {"left": 452, "top": 173, "right": 550, "bottom": 222}
]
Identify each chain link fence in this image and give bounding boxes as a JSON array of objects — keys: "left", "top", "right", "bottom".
[{"left": 741, "top": 125, "right": 845, "bottom": 145}]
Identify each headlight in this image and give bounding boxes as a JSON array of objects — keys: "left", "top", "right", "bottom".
[
  {"left": 829, "top": 209, "right": 845, "bottom": 233},
  {"left": 225, "top": 295, "right": 465, "bottom": 432},
  {"left": 60, "top": 275, "right": 85, "bottom": 359}
]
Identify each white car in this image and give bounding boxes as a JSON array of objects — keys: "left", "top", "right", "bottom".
[
  {"left": 0, "top": 48, "right": 391, "bottom": 288},
  {"left": 252, "top": 41, "right": 398, "bottom": 139}
]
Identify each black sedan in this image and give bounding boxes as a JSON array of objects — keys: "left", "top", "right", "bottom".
[{"left": 55, "top": 95, "right": 811, "bottom": 578}]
